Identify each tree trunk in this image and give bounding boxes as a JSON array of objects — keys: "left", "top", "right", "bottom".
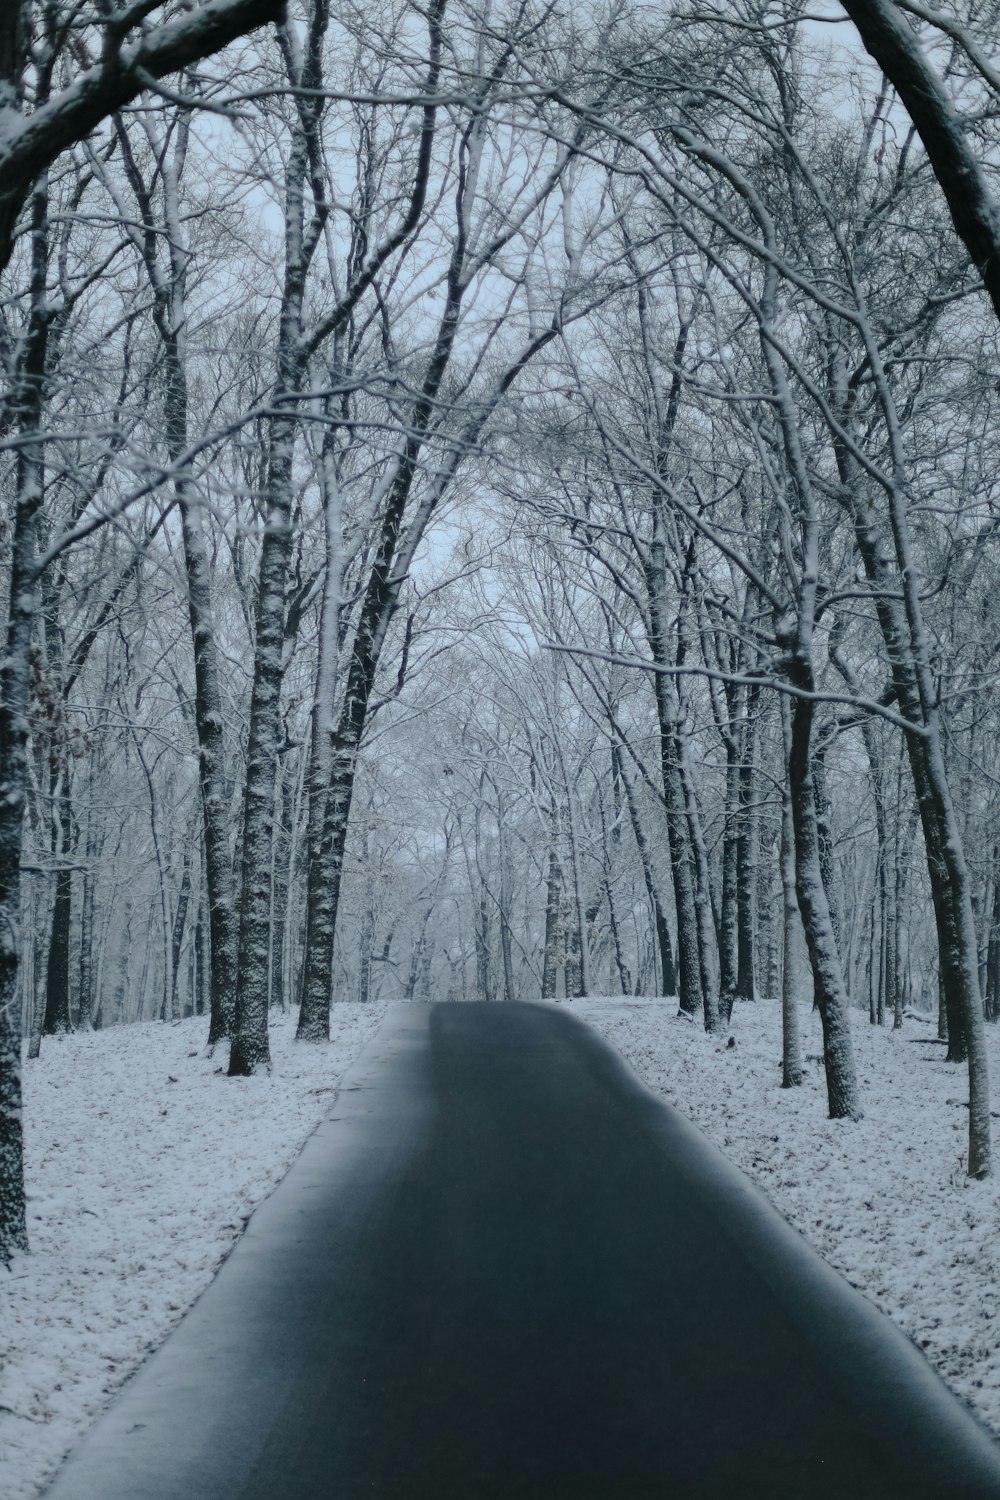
[
  {"left": 162, "top": 249, "right": 237, "bottom": 1047},
  {"left": 617, "top": 748, "right": 675, "bottom": 997},
  {"left": 787, "top": 680, "right": 862, "bottom": 1120},
  {"left": 180, "top": 475, "right": 239, "bottom": 1048},
  {"left": 718, "top": 733, "right": 740, "bottom": 1025},
  {"left": 269, "top": 760, "right": 294, "bottom": 1012},
  {"left": 194, "top": 890, "right": 207, "bottom": 1018},
  {"left": 659, "top": 703, "right": 703, "bottom": 1017},
  {"left": 845, "top": 502, "right": 990, "bottom": 1171},
  {"left": 780, "top": 700, "right": 803, "bottom": 1088},
  {"left": 498, "top": 796, "right": 516, "bottom": 1003},
  {"left": 229, "top": 407, "right": 297, "bottom": 1074},
  {"left": 679, "top": 722, "right": 718, "bottom": 1030},
  {"left": 541, "top": 841, "right": 563, "bottom": 1000},
  {"left": 42, "top": 865, "right": 73, "bottom": 1035},
  {"left": 0, "top": 177, "right": 51, "bottom": 1261},
  {"left": 231, "top": 52, "right": 326, "bottom": 1070},
  {"left": 78, "top": 863, "right": 96, "bottom": 1030},
  {"left": 735, "top": 683, "right": 759, "bottom": 1005},
  {"left": 169, "top": 847, "right": 192, "bottom": 1023},
  {"left": 812, "top": 728, "right": 840, "bottom": 951}
]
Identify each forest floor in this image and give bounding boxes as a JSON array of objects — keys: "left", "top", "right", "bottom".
[
  {"left": 0, "top": 1002, "right": 389, "bottom": 1500},
  {"left": 575, "top": 996, "right": 1000, "bottom": 1440}
]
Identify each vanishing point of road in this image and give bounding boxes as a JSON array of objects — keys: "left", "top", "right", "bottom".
[{"left": 43, "top": 1001, "right": 1000, "bottom": 1499}]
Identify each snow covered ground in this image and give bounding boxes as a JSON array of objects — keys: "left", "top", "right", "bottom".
[
  {"left": 5, "top": 995, "right": 999, "bottom": 1497},
  {"left": 575, "top": 996, "right": 1000, "bottom": 1438},
  {"left": 0, "top": 1003, "right": 388, "bottom": 1500}
]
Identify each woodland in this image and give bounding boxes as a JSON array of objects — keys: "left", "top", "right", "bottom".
[{"left": 2, "top": 0, "right": 1000, "bottom": 1267}]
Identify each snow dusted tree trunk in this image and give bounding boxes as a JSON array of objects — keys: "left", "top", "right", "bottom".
[
  {"left": 599, "top": 771, "right": 631, "bottom": 996},
  {"left": 760, "top": 250, "right": 861, "bottom": 1121},
  {"left": 169, "top": 845, "right": 193, "bottom": 1021},
  {"left": 984, "top": 845, "right": 1000, "bottom": 1026},
  {"left": 0, "top": 176, "right": 50, "bottom": 1261},
  {"left": 38, "top": 553, "right": 74, "bottom": 1037},
  {"left": 716, "top": 662, "right": 757, "bottom": 1022},
  {"left": 268, "top": 758, "right": 295, "bottom": 1012},
  {"left": 563, "top": 896, "right": 581, "bottom": 1001},
  {"left": 296, "top": 0, "right": 451, "bottom": 1040},
  {"left": 231, "top": 1, "right": 333, "bottom": 1073},
  {"left": 476, "top": 894, "right": 493, "bottom": 1001},
  {"left": 194, "top": 887, "right": 207, "bottom": 1018},
  {"left": 811, "top": 726, "right": 840, "bottom": 951},
  {"left": 892, "top": 798, "right": 918, "bottom": 1030},
  {"left": 497, "top": 790, "right": 516, "bottom": 1003},
  {"left": 560, "top": 767, "right": 592, "bottom": 1001},
  {"left": 77, "top": 858, "right": 96, "bottom": 1030},
  {"left": 830, "top": 619, "right": 893, "bottom": 1025},
  {"left": 229, "top": 403, "right": 298, "bottom": 1073},
  {"left": 649, "top": 585, "right": 702, "bottom": 1017},
  {"left": 786, "top": 678, "right": 861, "bottom": 1119},
  {"left": 357, "top": 848, "right": 375, "bottom": 1007},
  {"left": 632, "top": 298, "right": 707, "bottom": 1019},
  {"left": 735, "top": 682, "right": 759, "bottom": 1005},
  {"left": 185, "top": 492, "right": 241, "bottom": 1056},
  {"left": 178, "top": 446, "right": 239, "bottom": 1047},
  {"left": 833, "top": 374, "right": 991, "bottom": 1170},
  {"left": 540, "top": 839, "right": 563, "bottom": 1000},
  {"left": 845, "top": 502, "right": 989, "bottom": 1148},
  {"left": 676, "top": 702, "right": 718, "bottom": 1030},
  {"left": 110, "top": 107, "right": 240, "bottom": 1046},
  {"left": 718, "top": 725, "right": 740, "bottom": 1025},
  {"left": 617, "top": 746, "right": 675, "bottom": 997},
  {"left": 780, "top": 698, "right": 803, "bottom": 1089},
  {"left": 825, "top": 0, "right": 995, "bottom": 1175},
  {"left": 42, "top": 862, "right": 73, "bottom": 1034},
  {"left": 298, "top": 435, "right": 345, "bottom": 1027}
]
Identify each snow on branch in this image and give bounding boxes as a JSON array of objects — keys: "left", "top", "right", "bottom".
[
  {"left": 0, "top": 0, "right": 285, "bottom": 270},
  {"left": 541, "top": 642, "right": 929, "bottom": 737}
]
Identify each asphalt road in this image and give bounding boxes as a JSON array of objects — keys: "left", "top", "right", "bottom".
[{"left": 44, "top": 1001, "right": 1000, "bottom": 1500}]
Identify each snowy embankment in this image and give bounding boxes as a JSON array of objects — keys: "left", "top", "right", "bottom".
[
  {"left": 575, "top": 996, "right": 1000, "bottom": 1437},
  {"left": 0, "top": 1003, "right": 388, "bottom": 1500}
]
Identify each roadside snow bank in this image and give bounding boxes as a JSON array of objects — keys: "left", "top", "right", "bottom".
[
  {"left": 0, "top": 1003, "right": 387, "bottom": 1500},
  {"left": 574, "top": 996, "right": 1000, "bottom": 1438}
]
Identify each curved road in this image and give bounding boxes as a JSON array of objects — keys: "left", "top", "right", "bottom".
[{"left": 44, "top": 1002, "right": 1000, "bottom": 1499}]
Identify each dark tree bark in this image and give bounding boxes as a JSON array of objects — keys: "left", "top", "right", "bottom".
[
  {"left": 112, "top": 110, "right": 243, "bottom": 1047},
  {"left": 42, "top": 864, "right": 73, "bottom": 1034},
  {"left": 735, "top": 682, "right": 760, "bottom": 1005},
  {"left": 718, "top": 728, "right": 740, "bottom": 1025},
  {"left": 232, "top": 0, "right": 333, "bottom": 1073},
  {"left": 497, "top": 792, "right": 516, "bottom": 1003},
  {"left": 77, "top": 862, "right": 96, "bottom": 1030},
  {"left": 787, "top": 675, "right": 862, "bottom": 1120},
  {"left": 0, "top": 176, "right": 50, "bottom": 1262},
  {"left": 780, "top": 698, "right": 803, "bottom": 1089},
  {"left": 617, "top": 746, "right": 675, "bottom": 997},
  {"left": 168, "top": 848, "right": 192, "bottom": 1022},
  {"left": 541, "top": 840, "right": 563, "bottom": 1000}
]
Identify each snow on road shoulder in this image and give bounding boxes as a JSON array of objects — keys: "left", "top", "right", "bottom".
[
  {"left": 0, "top": 1003, "right": 388, "bottom": 1500},
  {"left": 574, "top": 996, "right": 1000, "bottom": 1437}
]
